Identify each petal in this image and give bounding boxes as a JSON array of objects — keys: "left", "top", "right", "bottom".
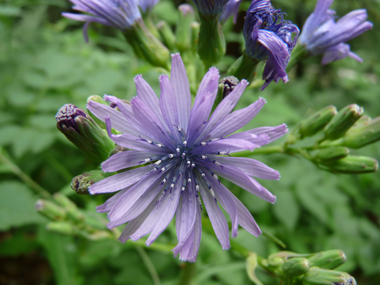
[
  {"left": 62, "top": 13, "right": 110, "bottom": 26},
  {"left": 247, "top": 124, "right": 288, "bottom": 144},
  {"left": 197, "top": 160, "right": 276, "bottom": 203},
  {"left": 131, "top": 97, "right": 174, "bottom": 149},
  {"left": 134, "top": 74, "right": 167, "bottom": 130},
  {"left": 192, "top": 138, "right": 259, "bottom": 155},
  {"left": 159, "top": 75, "right": 182, "bottom": 143},
  {"left": 321, "top": 43, "right": 362, "bottom": 65},
  {"left": 145, "top": 177, "right": 183, "bottom": 246},
  {"left": 105, "top": 117, "right": 170, "bottom": 154},
  {"left": 108, "top": 170, "right": 167, "bottom": 221},
  {"left": 170, "top": 54, "right": 192, "bottom": 132},
  {"left": 101, "top": 150, "right": 158, "bottom": 172},
  {"left": 199, "top": 181, "right": 230, "bottom": 250},
  {"left": 230, "top": 192, "right": 261, "bottom": 236},
  {"left": 87, "top": 100, "right": 138, "bottom": 136},
  {"left": 96, "top": 187, "right": 130, "bottom": 213},
  {"left": 210, "top": 156, "right": 280, "bottom": 180},
  {"left": 195, "top": 80, "right": 249, "bottom": 144},
  {"left": 89, "top": 164, "right": 154, "bottom": 194},
  {"left": 208, "top": 97, "right": 266, "bottom": 139}
]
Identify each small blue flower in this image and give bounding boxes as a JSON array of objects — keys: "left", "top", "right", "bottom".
[
  {"left": 299, "top": 0, "right": 372, "bottom": 64},
  {"left": 243, "top": 0, "right": 299, "bottom": 90},
  {"left": 192, "top": 0, "right": 229, "bottom": 16},
  {"left": 87, "top": 53, "right": 287, "bottom": 261},
  {"left": 62, "top": 0, "right": 142, "bottom": 41}
]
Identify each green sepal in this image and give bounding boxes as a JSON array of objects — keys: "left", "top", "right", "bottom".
[
  {"left": 282, "top": 257, "right": 311, "bottom": 278},
  {"left": 307, "top": 250, "right": 346, "bottom": 270},
  {"left": 71, "top": 170, "right": 111, "bottom": 195},
  {"left": 299, "top": 106, "right": 337, "bottom": 138},
  {"left": 157, "top": 21, "right": 176, "bottom": 51},
  {"left": 302, "top": 267, "right": 356, "bottom": 285},
  {"left": 35, "top": 199, "right": 67, "bottom": 221},
  {"left": 227, "top": 51, "right": 260, "bottom": 83},
  {"left": 313, "top": 147, "right": 349, "bottom": 162},
  {"left": 197, "top": 14, "right": 226, "bottom": 68},
  {"left": 175, "top": 4, "right": 194, "bottom": 52},
  {"left": 341, "top": 117, "right": 380, "bottom": 149},
  {"left": 323, "top": 104, "right": 363, "bottom": 140},
  {"left": 123, "top": 19, "right": 170, "bottom": 70},
  {"left": 319, "top": 155, "right": 378, "bottom": 174}
]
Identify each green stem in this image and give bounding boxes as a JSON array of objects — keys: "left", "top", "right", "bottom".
[
  {"left": 286, "top": 42, "right": 310, "bottom": 71},
  {"left": 228, "top": 51, "right": 260, "bottom": 83},
  {"left": 179, "top": 262, "right": 196, "bottom": 285},
  {"left": 262, "top": 229, "right": 286, "bottom": 249},
  {"left": 136, "top": 245, "right": 161, "bottom": 285},
  {"left": 0, "top": 147, "right": 51, "bottom": 199}
]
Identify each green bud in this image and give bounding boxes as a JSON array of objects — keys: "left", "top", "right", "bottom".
[
  {"left": 157, "top": 21, "right": 176, "bottom": 51},
  {"left": 308, "top": 250, "right": 346, "bottom": 270},
  {"left": 324, "top": 104, "right": 363, "bottom": 140},
  {"left": 198, "top": 14, "right": 226, "bottom": 68},
  {"left": 191, "top": 22, "right": 200, "bottom": 54},
  {"left": 53, "top": 193, "right": 84, "bottom": 222},
  {"left": 282, "top": 257, "right": 311, "bottom": 278},
  {"left": 320, "top": 155, "right": 378, "bottom": 174},
  {"left": 123, "top": 19, "right": 170, "bottom": 70},
  {"left": 175, "top": 4, "right": 195, "bottom": 51},
  {"left": 341, "top": 117, "right": 380, "bottom": 149},
  {"left": 228, "top": 51, "right": 260, "bottom": 83},
  {"left": 299, "top": 106, "right": 337, "bottom": 138},
  {"left": 302, "top": 267, "right": 356, "bottom": 285},
  {"left": 313, "top": 147, "right": 350, "bottom": 162},
  {"left": 46, "top": 222, "right": 77, "bottom": 235},
  {"left": 71, "top": 170, "right": 109, "bottom": 195},
  {"left": 35, "top": 199, "right": 67, "bottom": 221},
  {"left": 56, "top": 104, "right": 115, "bottom": 164},
  {"left": 87, "top": 95, "right": 106, "bottom": 105}
]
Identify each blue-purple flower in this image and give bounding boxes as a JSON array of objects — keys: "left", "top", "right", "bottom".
[
  {"left": 62, "top": 0, "right": 142, "bottom": 41},
  {"left": 87, "top": 53, "right": 287, "bottom": 261},
  {"left": 243, "top": 0, "right": 299, "bottom": 90},
  {"left": 192, "top": 0, "right": 229, "bottom": 16},
  {"left": 299, "top": 0, "right": 372, "bottom": 64},
  {"left": 220, "top": 0, "right": 241, "bottom": 23}
]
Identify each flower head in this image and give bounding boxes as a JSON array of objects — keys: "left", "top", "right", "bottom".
[
  {"left": 87, "top": 53, "right": 287, "bottom": 262},
  {"left": 62, "top": 0, "right": 142, "bottom": 41},
  {"left": 299, "top": 0, "right": 372, "bottom": 64},
  {"left": 192, "top": 0, "right": 229, "bottom": 16},
  {"left": 243, "top": 0, "right": 299, "bottom": 90}
]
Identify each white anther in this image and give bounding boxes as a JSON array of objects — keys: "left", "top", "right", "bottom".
[
  {"left": 191, "top": 163, "right": 195, "bottom": 168},
  {"left": 156, "top": 144, "right": 164, "bottom": 147},
  {"left": 169, "top": 154, "right": 174, "bottom": 158},
  {"left": 147, "top": 140, "right": 153, "bottom": 144},
  {"left": 201, "top": 155, "right": 207, "bottom": 160},
  {"left": 144, "top": 158, "right": 151, "bottom": 163},
  {"left": 201, "top": 142, "right": 207, "bottom": 146},
  {"left": 176, "top": 148, "right": 180, "bottom": 153},
  {"left": 187, "top": 178, "right": 191, "bottom": 184},
  {"left": 161, "top": 167, "right": 166, "bottom": 172},
  {"left": 213, "top": 174, "right": 219, "bottom": 180},
  {"left": 181, "top": 186, "right": 186, "bottom": 191},
  {"left": 201, "top": 173, "right": 205, "bottom": 177},
  {"left": 183, "top": 141, "right": 187, "bottom": 146},
  {"left": 155, "top": 160, "right": 162, "bottom": 165},
  {"left": 195, "top": 185, "right": 200, "bottom": 191}
]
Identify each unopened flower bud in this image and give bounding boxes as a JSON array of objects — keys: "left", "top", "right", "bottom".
[
  {"left": 313, "top": 147, "right": 350, "bottom": 162},
  {"left": 175, "top": 4, "right": 195, "bottom": 51},
  {"left": 191, "top": 22, "right": 200, "bottom": 53},
  {"left": 282, "top": 257, "right": 311, "bottom": 278},
  {"left": 308, "top": 250, "right": 346, "bottom": 270},
  {"left": 299, "top": 106, "right": 337, "bottom": 138},
  {"left": 46, "top": 222, "right": 77, "bottom": 235},
  {"left": 341, "top": 117, "right": 380, "bottom": 149},
  {"left": 35, "top": 200, "right": 67, "bottom": 221},
  {"left": 56, "top": 104, "right": 115, "bottom": 163},
  {"left": 53, "top": 193, "right": 84, "bottom": 222},
  {"left": 213, "top": 76, "right": 240, "bottom": 112},
  {"left": 157, "top": 21, "right": 176, "bottom": 51},
  {"left": 71, "top": 170, "right": 108, "bottom": 195},
  {"left": 302, "top": 267, "right": 357, "bottom": 285},
  {"left": 320, "top": 155, "right": 378, "bottom": 174},
  {"left": 324, "top": 104, "right": 363, "bottom": 140}
]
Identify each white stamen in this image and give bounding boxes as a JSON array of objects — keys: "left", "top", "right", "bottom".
[
  {"left": 183, "top": 141, "right": 187, "bottom": 146},
  {"left": 201, "top": 155, "right": 207, "bottom": 160},
  {"left": 176, "top": 148, "right": 180, "bottom": 153},
  {"left": 181, "top": 186, "right": 186, "bottom": 191},
  {"left": 201, "top": 142, "right": 207, "bottom": 146},
  {"left": 169, "top": 154, "right": 174, "bottom": 158},
  {"left": 155, "top": 160, "right": 162, "bottom": 165}
]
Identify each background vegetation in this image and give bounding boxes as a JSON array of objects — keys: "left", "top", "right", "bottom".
[{"left": 0, "top": 0, "right": 379, "bottom": 284}]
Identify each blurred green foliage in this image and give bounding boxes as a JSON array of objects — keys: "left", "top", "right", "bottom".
[{"left": 0, "top": 0, "right": 379, "bottom": 284}]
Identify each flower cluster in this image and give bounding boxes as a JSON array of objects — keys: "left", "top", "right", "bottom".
[
  {"left": 87, "top": 54, "right": 287, "bottom": 261},
  {"left": 243, "top": 0, "right": 299, "bottom": 90},
  {"left": 299, "top": 0, "right": 372, "bottom": 64}
]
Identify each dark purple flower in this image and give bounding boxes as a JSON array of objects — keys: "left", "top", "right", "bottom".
[
  {"left": 192, "top": 0, "right": 229, "bottom": 16},
  {"left": 220, "top": 0, "right": 241, "bottom": 23},
  {"left": 87, "top": 53, "right": 287, "bottom": 262},
  {"left": 62, "top": 0, "right": 142, "bottom": 41},
  {"left": 243, "top": 0, "right": 299, "bottom": 90},
  {"left": 299, "top": 0, "right": 372, "bottom": 64}
]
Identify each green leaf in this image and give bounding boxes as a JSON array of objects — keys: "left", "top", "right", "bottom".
[
  {"left": 273, "top": 190, "right": 300, "bottom": 231},
  {"left": 0, "top": 181, "right": 44, "bottom": 230},
  {"left": 38, "top": 226, "right": 81, "bottom": 285}
]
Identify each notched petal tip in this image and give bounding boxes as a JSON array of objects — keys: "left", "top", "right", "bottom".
[
  {"left": 257, "top": 97, "right": 267, "bottom": 104},
  {"left": 171, "top": 52, "right": 181, "bottom": 58},
  {"left": 133, "top": 74, "right": 143, "bottom": 82}
]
